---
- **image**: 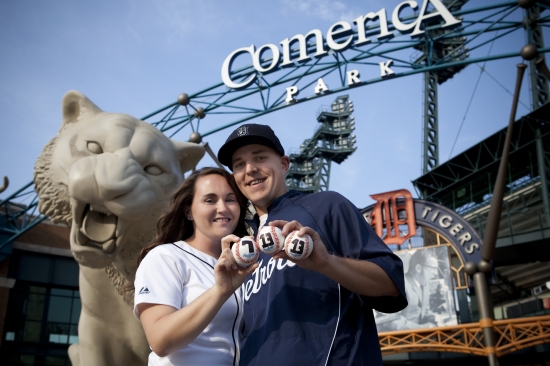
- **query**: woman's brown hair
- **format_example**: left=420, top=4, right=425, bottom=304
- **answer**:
left=137, top=167, right=248, bottom=266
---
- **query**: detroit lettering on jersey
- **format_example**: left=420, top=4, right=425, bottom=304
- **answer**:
left=243, top=257, right=296, bottom=301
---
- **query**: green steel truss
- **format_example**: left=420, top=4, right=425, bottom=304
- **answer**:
left=526, top=3, right=550, bottom=225
left=527, top=3, right=550, bottom=109
left=2, top=1, right=550, bottom=253
left=286, top=95, right=357, bottom=193
left=0, top=182, right=45, bottom=261
left=423, top=71, right=441, bottom=173
left=145, top=1, right=550, bottom=140
left=417, top=0, right=470, bottom=174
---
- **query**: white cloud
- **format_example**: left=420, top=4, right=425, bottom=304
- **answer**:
left=279, top=0, right=358, bottom=23
left=125, top=0, right=240, bottom=48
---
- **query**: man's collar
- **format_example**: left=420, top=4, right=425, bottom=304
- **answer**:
left=268, top=190, right=300, bottom=212
left=248, top=190, right=301, bottom=224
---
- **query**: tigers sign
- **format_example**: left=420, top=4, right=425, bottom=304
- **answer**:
left=363, top=189, right=482, bottom=266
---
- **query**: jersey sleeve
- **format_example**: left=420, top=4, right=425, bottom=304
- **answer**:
left=314, top=192, right=407, bottom=313
left=133, top=247, right=186, bottom=320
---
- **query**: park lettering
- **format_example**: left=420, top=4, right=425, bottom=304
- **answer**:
left=221, top=0, right=461, bottom=98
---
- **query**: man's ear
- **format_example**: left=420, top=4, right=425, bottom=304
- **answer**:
left=281, top=155, right=290, bottom=173
left=415, top=263, right=422, bottom=274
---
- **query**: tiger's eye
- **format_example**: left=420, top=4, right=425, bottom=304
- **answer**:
left=144, top=165, right=163, bottom=175
left=87, top=141, right=103, bottom=154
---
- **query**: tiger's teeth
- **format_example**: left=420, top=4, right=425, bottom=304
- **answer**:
left=89, top=205, right=112, bottom=216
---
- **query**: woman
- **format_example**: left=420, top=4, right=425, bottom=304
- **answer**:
left=134, top=167, right=257, bottom=365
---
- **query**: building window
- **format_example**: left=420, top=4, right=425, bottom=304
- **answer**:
left=47, top=288, right=80, bottom=345
left=4, top=283, right=80, bottom=345
left=1, top=249, right=80, bottom=365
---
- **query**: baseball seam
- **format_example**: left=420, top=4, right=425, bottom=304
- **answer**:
left=285, top=232, right=311, bottom=260
left=235, top=241, right=256, bottom=265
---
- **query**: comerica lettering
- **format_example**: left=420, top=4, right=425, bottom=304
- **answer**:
left=221, top=0, right=461, bottom=89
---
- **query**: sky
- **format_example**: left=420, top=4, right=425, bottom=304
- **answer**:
left=1, top=0, right=547, bottom=210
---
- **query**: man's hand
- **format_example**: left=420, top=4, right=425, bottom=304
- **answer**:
left=269, top=220, right=331, bottom=272
left=266, top=220, right=400, bottom=297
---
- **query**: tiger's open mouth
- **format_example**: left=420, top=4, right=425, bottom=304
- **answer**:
left=72, top=202, right=118, bottom=254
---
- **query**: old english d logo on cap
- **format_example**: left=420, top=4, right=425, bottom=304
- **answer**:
left=237, top=126, right=249, bottom=136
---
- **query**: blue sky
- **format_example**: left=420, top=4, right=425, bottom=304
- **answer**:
left=0, top=0, right=546, bottom=209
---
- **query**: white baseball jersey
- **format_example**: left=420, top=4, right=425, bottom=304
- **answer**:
left=134, top=241, right=242, bottom=366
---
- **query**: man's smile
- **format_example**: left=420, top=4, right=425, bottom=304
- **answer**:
left=248, top=178, right=267, bottom=186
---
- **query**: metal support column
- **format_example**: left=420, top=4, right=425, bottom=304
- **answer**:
left=526, top=5, right=549, bottom=109
left=465, top=62, right=526, bottom=366
left=474, top=271, right=499, bottom=366
left=525, top=4, right=550, bottom=227
left=423, top=71, right=439, bottom=174
left=536, top=128, right=550, bottom=226
left=318, top=157, right=332, bottom=192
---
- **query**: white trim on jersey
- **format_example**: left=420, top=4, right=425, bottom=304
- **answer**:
left=324, top=283, right=341, bottom=366
left=169, top=243, right=241, bottom=366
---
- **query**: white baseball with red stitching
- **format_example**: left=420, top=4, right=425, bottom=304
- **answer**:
left=256, top=225, right=286, bottom=254
left=284, top=231, right=313, bottom=260
left=231, top=238, right=259, bottom=267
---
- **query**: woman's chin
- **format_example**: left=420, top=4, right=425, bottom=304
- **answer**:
left=213, top=227, right=238, bottom=240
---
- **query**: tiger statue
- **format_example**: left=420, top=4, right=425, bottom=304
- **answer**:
left=34, top=90, right=204, bottom=365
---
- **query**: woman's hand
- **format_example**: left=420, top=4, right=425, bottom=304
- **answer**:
left=138, top=237, right=257, bottom=357
left=217, top=235, right=258, bottom=293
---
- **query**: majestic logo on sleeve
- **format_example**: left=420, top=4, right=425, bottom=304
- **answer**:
left=243, top=257, right=296, bottom=301
left=138, top=286, right=150, bottom=295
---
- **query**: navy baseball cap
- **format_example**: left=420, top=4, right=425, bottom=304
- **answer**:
left=217, top=124, right=285, bottom=169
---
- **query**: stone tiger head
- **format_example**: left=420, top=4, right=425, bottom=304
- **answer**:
left=34, top=90, right=204, bottom=301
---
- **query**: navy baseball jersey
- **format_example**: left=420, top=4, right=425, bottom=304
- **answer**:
left=240, top=190, right=407, bottom=366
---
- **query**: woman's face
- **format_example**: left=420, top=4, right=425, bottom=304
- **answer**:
left=189, top=174, right=241, bottom=244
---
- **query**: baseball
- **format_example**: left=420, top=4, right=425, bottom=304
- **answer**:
left=256, top=225, right=286, bottom=254
left=284, top=231, right=313, bottom=260
left=231, top=237, right=259, bottom=267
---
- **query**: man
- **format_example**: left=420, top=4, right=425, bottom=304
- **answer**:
left=218, top=123, right=407, bottom=365
left=400, top=249, right=441, bottom=328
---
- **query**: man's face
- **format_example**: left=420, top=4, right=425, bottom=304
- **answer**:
left=231, top=144, right=290, bottom=216
left=422, top=256, right=439, bottom=284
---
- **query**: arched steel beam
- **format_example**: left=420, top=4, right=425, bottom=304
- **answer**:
left=2, top=1, right=549, bottom=251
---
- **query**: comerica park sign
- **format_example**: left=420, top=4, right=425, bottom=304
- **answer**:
left=221, top=0, right=461, bottom=100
